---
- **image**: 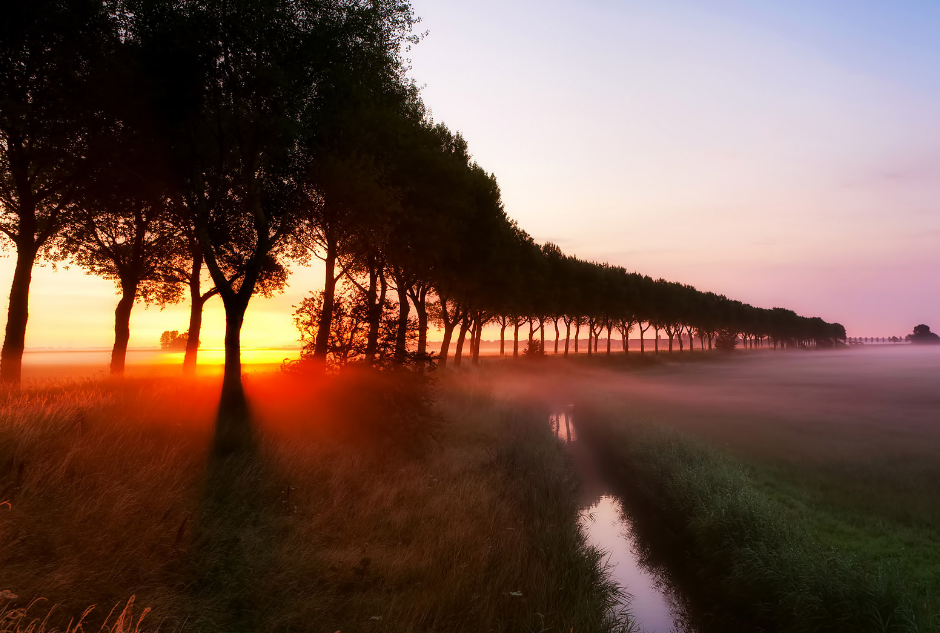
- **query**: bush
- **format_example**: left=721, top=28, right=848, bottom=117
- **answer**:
left=522, top=339, right=545, bottom=359
left=714, top=329, right=737, bottom=351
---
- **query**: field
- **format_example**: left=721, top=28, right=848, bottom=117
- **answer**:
left=565, top=346, right=940, bottom=632
left=2, top=347, right=938, bottom=632
left=0, top=366, right=621, bottom=633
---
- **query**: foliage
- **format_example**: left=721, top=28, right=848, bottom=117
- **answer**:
left=714, top=329, right=738, bottom=351
left=291, top=280, right=406, bottom=370
left=907, top=324, right=940, bottom=345
left=523, top=338, right=546, bottom=358
left=0, top=0, right=848, bottom=388
left=159, top=330, right=193, bottom=351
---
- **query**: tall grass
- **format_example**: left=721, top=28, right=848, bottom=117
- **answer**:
left=0, top=595, right=149, bottom=633
left=0, top=372, right=624, bottom=632
left=576, top=406, right=933, bottom=633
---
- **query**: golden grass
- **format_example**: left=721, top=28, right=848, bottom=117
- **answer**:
left=0, top=369, right=621, bottom=632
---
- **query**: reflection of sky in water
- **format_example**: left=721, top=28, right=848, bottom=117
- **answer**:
left=580, top=495, right=682, bottom=633
left=550, top=411, right=577, bottom=442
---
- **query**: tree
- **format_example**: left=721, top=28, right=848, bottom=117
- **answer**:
left=293, top=282, right=402, bottom=370
left=128, top=0, right=419, bottom=421
left=714, top=329, right=738, bottom=351
left=908, top=324, right=940, bottom=345
left=160, top=330, right=191, bottom=351
left=66, top=73, right=187, bottom=376
left=297, top=31, right=417, bottom=370
left=177, top=229, right=219, bottom=374
left=67, top=198, right=185, bottom=375
left=0, top=0, right=111, bottom=385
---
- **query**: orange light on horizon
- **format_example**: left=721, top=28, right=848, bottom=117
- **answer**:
left=153, top=348, right=301, bottom=366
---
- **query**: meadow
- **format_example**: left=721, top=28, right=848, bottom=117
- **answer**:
left=566, top=346, right=940, bottom=632
left=0, top=366, right=622, bottom=633
left=2, top=346, right=937, bottom=633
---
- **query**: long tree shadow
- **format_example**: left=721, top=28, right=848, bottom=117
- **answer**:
left=186, top=379, right=280, bottom=632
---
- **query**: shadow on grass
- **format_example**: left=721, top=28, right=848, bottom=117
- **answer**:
left=187, top=380, right=276, bottom=632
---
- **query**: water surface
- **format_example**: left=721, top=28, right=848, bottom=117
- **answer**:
left=553, top=410, right=693, bottom=632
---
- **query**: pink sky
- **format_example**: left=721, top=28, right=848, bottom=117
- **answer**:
left=2, top=0, right=938, bottom=350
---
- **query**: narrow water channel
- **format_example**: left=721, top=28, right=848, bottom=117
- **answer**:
left=550, top=410, right=694, bottom=633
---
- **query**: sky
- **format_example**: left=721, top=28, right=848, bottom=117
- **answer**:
left=2, top=0, right=939, bottom=350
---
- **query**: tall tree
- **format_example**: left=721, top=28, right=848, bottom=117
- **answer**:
left=129, top=0, right=418, bottom=417
left=0, top=0, right=110, bottom=384
left=67, top=201, right=184, bottom=375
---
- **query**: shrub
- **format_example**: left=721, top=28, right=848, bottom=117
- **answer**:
left=714, top=329, right=737, bottom=351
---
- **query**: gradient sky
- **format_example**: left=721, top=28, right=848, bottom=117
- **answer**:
left=2, top=0, right=939, bottom=350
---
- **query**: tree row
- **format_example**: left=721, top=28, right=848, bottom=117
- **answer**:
left=0, top=0, right=845, bottom=394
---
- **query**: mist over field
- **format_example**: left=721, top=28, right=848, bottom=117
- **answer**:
left=3, top=0, right=940, bottom=631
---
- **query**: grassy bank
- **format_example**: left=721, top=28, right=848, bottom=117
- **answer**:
left=576, top=405, right=935, bottom=633
left=0, top=370, right=622, bottom=632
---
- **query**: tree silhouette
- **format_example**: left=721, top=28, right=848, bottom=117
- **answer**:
left=126, top=0, right=418, bottom=416
left=0, top=0, right=112, bottom=384
left=908, top=324, right=940, bottom=345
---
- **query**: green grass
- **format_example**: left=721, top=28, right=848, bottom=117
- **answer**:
left=576, top=406, right=935, bottom=633
left=749, top=461, right=940, bottom=621
left=0, top=371, right=625, bottom=632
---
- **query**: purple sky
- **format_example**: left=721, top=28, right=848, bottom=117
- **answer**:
left=1, top=0, right=938, bottom=349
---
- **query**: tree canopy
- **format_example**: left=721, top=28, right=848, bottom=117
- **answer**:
left=0, top=0, right=848, bottom=390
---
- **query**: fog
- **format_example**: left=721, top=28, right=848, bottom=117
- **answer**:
left=484, top=345, right=940, bottom=467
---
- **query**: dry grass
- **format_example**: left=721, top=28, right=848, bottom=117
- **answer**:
left=0, top=369, right=621, bottom=632
left=0, top=594, right=150, bottom=633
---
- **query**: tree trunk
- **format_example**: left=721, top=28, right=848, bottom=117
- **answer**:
left=439, top=317, right=456, bottom=367
left=574, top=321, right=580, bottom=353
left=654, top=327, right=660, bottom=352
left=110, top=286, right=137, bottom=376
left=500, top=321, right=506, bottom=355
left=513, top=321, right=520, bottom=358
left=408, top=285, right=429, bottom=358
left=564, top=321, right=571, bottom=356
left=183, top=296, right=205, bottom=375
left=313, top=241, right=337, bottom=367
left=454, top=317, right=471, bottom=366
left=215, top=301, right=250, bottom=455
left=606, top=323, right=612, bottom=354
left=554, top=319, right=560, bottom=354
left=415, top=297, right=428, bottom=357
left=394, top=284, right=409, bottom=365
left=183, top=247, right=204, bottom=375
left=0, top=244, right=37, bottom=385
left=471, top=317, right=483, bottom=364
left=364, top=258, right=382, bottom=365
left=222, top=304, right=245, bottom=395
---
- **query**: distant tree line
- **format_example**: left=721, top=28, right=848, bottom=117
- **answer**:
left=0, top=0, right=845, bottom=393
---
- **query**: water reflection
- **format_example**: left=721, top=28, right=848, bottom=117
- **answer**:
left=553, top=410, right=695, bottom=633
left=550, top=407, right=576, bottom=442
left=580, top=496, right=690, bottom=632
